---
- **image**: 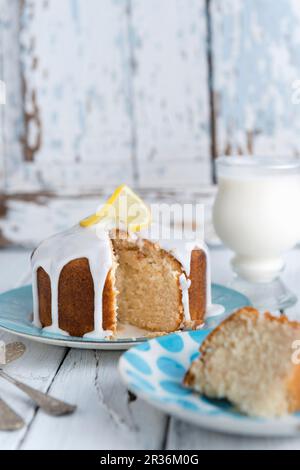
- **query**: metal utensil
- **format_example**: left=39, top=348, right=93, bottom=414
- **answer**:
left=0, top=397, right=24, bottom=430
left=0, top=370, right=76, bottom=416
left=1, top=342, right=26, bottom=365
left=0, top=342, right=26, bottom=430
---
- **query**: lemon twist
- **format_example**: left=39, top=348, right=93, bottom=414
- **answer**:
left=80, top=184, right=151, bottom=232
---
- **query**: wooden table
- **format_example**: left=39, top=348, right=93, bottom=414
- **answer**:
left=0, top=246, right=300, bottom=450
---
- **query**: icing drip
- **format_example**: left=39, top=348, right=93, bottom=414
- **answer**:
left=44, top=264, right=67, bottom=335
left=32, top=267, right=41, bottom=328
left=197, top=242, right=225, bottom=318
left=191, top=241, right=225, bottom=318
left=138, top=227, right=225, bottom=319
left=179, top=274, right=191, bottom=321
left=31, top=225, right=113, bottom=338
left=32, top=222, right=224, bottom=338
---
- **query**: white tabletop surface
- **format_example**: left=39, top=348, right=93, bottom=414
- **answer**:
left=0, top=246, right=299, bottom=450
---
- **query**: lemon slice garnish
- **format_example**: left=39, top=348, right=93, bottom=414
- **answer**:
left=80, top=184, right=151, bottom=232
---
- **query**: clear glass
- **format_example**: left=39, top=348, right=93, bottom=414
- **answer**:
left=213, top=155, right=300, bottom=311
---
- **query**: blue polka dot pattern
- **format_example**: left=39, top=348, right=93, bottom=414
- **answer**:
left=157, top=356, right=185, bottom=378
left=188, top=329, right=211, bottom=344
left=125, top=352, right=152, bottom=375
left=197, top=405, right=223, bottom=416
left=177, top=399, right=199, bottom=411
left=126, top=370, right=155, bottom=392
left=160, top=380, right=192, bottom=396
left=190, top=352, right=199, bottom=363
left=119, top=283, right=299, bottom=436
left=198, top=397, right=248, bottom=419
left=201, top=396, right=232, bottom=409
left=135, top=342, right=151, bottom=352
left=156, top=334, right=184, bottom=353
left=128, top=383, right=143, bottom=394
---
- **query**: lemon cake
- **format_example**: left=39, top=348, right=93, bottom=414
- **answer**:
left=184, top=307, right=300, bottom=417
left=31, top=186, right=223, bottom=339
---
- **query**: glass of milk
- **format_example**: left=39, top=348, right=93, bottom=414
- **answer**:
left=213, top=156, right=300, bottom=311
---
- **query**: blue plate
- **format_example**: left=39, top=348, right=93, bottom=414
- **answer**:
left=0, top=284, right=250, bottom=350
left=119, top=330, right=300, bottom=436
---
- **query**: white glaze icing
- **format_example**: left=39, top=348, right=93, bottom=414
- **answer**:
left=179, top=274, right=191, bottom=321
left=32, top=222, right=224, bottom=338
left=138, top=226, right=225, bottom=320
left=31, top=224, right=113, bottom=338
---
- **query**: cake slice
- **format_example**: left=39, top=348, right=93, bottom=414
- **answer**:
left=184, top=307, right=300, bottom=417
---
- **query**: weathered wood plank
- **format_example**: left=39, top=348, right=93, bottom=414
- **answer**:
left=1, top=0, right=215, bottom=193
left=166, top=418, right=300, bottom=450
left=0, top=332, right=67, bottom=451
left=0, top=186, right=216, bottom=247
left=20, top=349, right=168, bottom=450
left=0, top=0, right=4, bottom=191
left=210, top=0, right=300, bottom=158
left=15, top=0, right=133, bottom=192
left=131, top=0, right=211, bottom=187
left=0, top=248, right=31, bottom=292
left=0, top=0, right=23, bottom=192
left=0, top=248, right=66, bottom=450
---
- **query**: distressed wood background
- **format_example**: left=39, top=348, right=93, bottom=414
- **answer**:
left=0, top=0, right=300, bottom=246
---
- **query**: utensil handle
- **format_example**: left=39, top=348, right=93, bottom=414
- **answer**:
left=0, top=371, right=76, bottom=416
left=0, top=397, right=24, bottom=431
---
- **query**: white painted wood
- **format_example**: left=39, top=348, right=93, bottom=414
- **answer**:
left=13, top=0, right=133, bottom=193
left=0, top=0, right=4, bottom=191
left=0, top=248, right=66, bottom=450
left=0, top=330, right=66, bottom=450
left=0, top=187, right=216, bottom=247
left=167, top=419, right=300, bottom=450
left=0, top=248, right=31, bottom=293
left=20, top=349, right=167, bottom=450
left=0, top=195, right=108, bottom=248
left=211, top=0, right=300, bottom=157
left=0, top=0, right=215, bottom=194
left=0, top=0, right=23, bottom=191
left=131, top=0, right=211, bottom=187
left=2, top=0, right=300, bottom=195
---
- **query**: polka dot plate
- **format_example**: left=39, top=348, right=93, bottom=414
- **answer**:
left=0, top=283, right=250, bottom=350
left=119, top=329, right=300, bottom=436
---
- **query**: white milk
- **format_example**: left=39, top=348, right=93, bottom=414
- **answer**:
left=213, top=157, right=300, bottom=282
